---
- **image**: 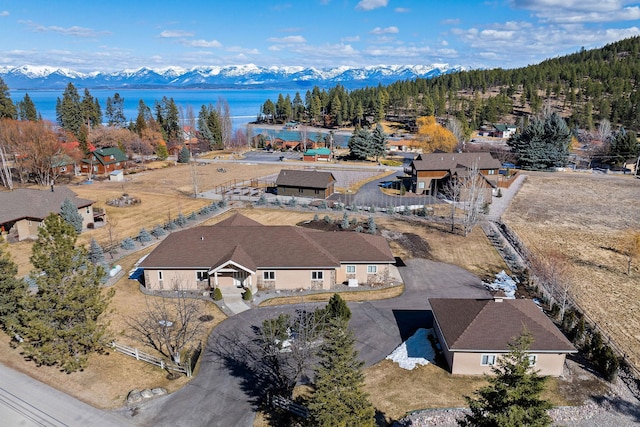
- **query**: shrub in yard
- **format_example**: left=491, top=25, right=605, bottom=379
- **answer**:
left=288, top=196, right=297, bottom=207
left=367, top=216, right=377, bottom=234
left=242, top=288, right=252, bottom=301
left=187, top=212, right=197, bottom=221
left=120, top=237, right=136, bottom=250
left=497, top=188, right=503, bottom=198
left=213, top=288, right=223, bottom=301
left=175, top=213, right=187, bottom=227
left=218, top=199, right=227, bottom=208
left=313, top=213, right=319, bottom=222
left=137, top=228, right=153, bottom=243
left=355, top=225, right=364, bottom=233
left=274, top=198, right=282, bottom=206
left=210, top=202, right=219, bottom=211
left=151, top=225, right=166, bottom=238
left=319, top=200, right=328, bottom=210
left=324, top=215, right=333, bottom=224
left=256, top=194, right=267, bottom=206
left=165, top=221, right=177, bottom=231
left=341, top=212, right=350, bottom=229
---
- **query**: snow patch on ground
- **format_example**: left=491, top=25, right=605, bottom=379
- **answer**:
left=386, top=328, right=437, bottom=370
left=483, top=270, right=518, bottom=298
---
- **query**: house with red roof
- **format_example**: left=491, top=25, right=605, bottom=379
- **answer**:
left=139, top=213, right=396, bottom=297
left=429, top=297, right=576, bottom=376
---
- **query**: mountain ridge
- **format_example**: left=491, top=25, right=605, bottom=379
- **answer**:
left=0, top=64, right=465, bottom=90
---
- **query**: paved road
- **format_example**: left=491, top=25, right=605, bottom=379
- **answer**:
left=126, top=258, right=491, bottom=427
left=0, top=364, right=130, bottom=427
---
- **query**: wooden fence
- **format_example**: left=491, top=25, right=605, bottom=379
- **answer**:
left=492, top=220, right=640, bottom=396
left=271, top=395, right=309, bottom=419
left=111, top=341, right=201, bottom=377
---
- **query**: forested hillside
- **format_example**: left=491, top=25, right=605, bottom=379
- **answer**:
left=260, top=37, right=640, bottom=134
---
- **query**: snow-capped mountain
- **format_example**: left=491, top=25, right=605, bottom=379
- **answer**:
left=0, top=64, right=465, bottom=90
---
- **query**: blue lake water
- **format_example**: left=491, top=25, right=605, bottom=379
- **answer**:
left=9, top=88, right=298, bottom=131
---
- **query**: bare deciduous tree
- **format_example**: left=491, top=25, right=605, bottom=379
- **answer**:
left=127, top=288, right=204, bottom=364
left=460, top=162, right=486, bottom=236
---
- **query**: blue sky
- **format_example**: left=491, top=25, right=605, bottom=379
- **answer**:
left=0, top=0, right=639, bottom=72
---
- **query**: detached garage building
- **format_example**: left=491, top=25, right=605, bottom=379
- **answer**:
left=276, top=169, right=336, bottom=199
left=429, top=297, right=576, bottom=377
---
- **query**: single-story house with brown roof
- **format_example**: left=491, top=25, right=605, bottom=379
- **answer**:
left=303, top=148, right=332, bottom=162
left=0, top=187, right=95, bottom=241
left=139, top=213, right=395, bottom=297
left=429, top=297, right=576, bottom=376
left=276, top=169, right=336, bottom=199
left=408, top=152, right=502, bottom=200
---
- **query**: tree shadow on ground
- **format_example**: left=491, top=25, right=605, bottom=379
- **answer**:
left=591, top=394, right=640, bottom=423
left=207, top=325, right=311, bottom=426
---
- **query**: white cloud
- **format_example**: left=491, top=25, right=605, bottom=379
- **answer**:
left=159, top=30, right=194, bottom=38
left=0, top=11, right=9, bottom=17
left=370, top=26, right=399, bottom=35
left=21, top=20, right=108, bottom=37
left=395, top=7, right=410, bottom=13
left=184, top=39, right=222, bottom=48
left=267, top=35, right=306, bottom=43
left=510, top=0, right=640, bottom=23
left=341, top=35, right=361, bottom=42
left=226, top=46, right=260, bottom=55
left=356, top=0, right=389, bottom=11
left=441, top=18, right=461, bottom=25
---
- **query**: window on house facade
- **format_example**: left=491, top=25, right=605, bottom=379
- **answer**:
left=263, top=271, right=275, bottom=281
left=527, top=355, right=537, bottom=366
left=158, top=271, right=163, bottom=281
left=418, top=182, right=425, bottom=189
left=346, top=265, right=356, bottom=273
left=298, top=188, right=304, bottom=193
left=367, top=265, right=377, bottom=274
left=311, top=271, right=323, bottom=280
left=196, top=271, right=208, bottom=281
left=86, top=207, right=90, bottom=213
left=315, top=189, right=320, bottom=194
left=481, top=354, right=496, bottom=366
left=488, top=169, right=495, bottom=175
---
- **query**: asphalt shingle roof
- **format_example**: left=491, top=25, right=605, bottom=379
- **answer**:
left=430, top=298, right=576, bottom=353
left=411, top=152, right=502, bottom=172
left=275, top=169, right=336, bottom=189
left=0, top=187, right=93, bottom=225
left=140, top=213, right=395, bottom=270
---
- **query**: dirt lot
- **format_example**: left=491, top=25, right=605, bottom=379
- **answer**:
left=503, top=172, right=640, bottom=371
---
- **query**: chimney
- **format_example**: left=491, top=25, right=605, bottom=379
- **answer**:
left=493, top=290, right=507, bottom=302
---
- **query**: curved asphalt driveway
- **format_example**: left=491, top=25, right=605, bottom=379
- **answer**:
left=126, top=259, right=491, bottom=426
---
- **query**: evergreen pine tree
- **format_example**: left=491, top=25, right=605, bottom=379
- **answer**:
left=17, top=214, right=111, bottom=373
left=371, top=123, right=388, bottom=162
left=121, top=237, right=136, bottom=250
left=88, top=239, right=105, bottom=265
left=0, top=76, right=17, bottom=119
left=348, top=127, right=372, bottom=160
left=60, top=198, right=83, bottom=234
left=17, top=93, right=38, bottom=121
left=308, top=318, right=375, bottom=427
left=151, top=224, right=166, bottom=238
left=178, top=146, right=191, bottom=163
left=137, top=228, right=153, bottom=243
left=367, top=216, right=377, bottom=234
left=507, top=112, right=571, bottom=170
left=341, top=211, right=350, bottom=229
left=56, top=83, right=83, bottom=138
left=323, top=293, right=351, bottom=322
left=0, top=243, right=27, bottom=331
left=458, top=332, right=553, bottom=427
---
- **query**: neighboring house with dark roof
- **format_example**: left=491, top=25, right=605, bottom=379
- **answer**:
left=0, top=187, right=95, bottom=241
left=276, top=169, right=336, bottom=199
left=139, top=213, right=395, bottom=297
left=408, top=152, right=502, bottom=199
left=80, top=147, right=128, bottom=178
left=429, top=297, right=576, bottom=376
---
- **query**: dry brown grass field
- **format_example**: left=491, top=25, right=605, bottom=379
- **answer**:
left=503, top=172, right=640, bottom=371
